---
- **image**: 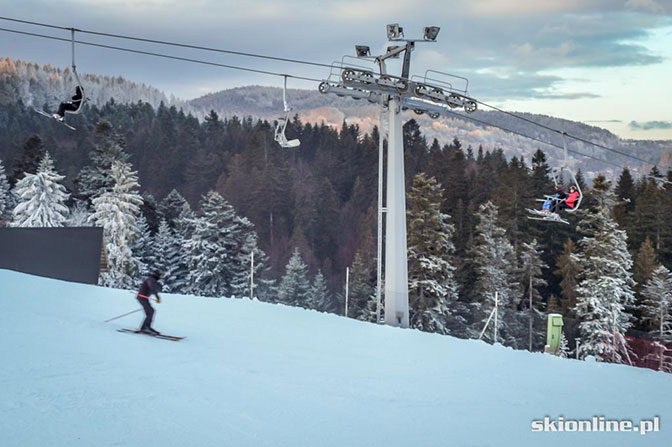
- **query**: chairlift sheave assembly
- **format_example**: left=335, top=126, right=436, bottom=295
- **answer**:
left=33, top=28, right=86, bottom=130
left=274, top=76, right=300, bottom=148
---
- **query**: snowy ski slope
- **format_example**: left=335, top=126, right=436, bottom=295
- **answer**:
left=1, top=269, right=670, bottom=447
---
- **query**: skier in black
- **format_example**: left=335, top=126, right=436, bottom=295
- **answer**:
left=53, top=86, right=83, bottom=121
left=137, top=271, right=163, bottom=335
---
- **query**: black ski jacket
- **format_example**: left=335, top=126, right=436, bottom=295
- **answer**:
left=138, top=275, right=160, bottom=299
left=71, top=89, right=83, bottom=108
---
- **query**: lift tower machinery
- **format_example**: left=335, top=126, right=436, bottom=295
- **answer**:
left=319, top=24, right=478, bottom=328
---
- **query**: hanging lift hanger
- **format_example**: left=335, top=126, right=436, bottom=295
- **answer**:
left=274, top=75, right=300, bottom=148
left=67, top=28, right=86, bottom=116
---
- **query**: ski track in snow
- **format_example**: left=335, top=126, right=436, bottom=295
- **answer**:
left=0, top=269, right=670, bottom=447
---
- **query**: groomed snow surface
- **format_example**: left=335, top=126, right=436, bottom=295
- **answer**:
left=1, top=269, right=670, bottom=447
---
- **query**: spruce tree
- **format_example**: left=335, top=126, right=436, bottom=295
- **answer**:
left=519, top=239, right=548, bottom=350
left=76, top=119, right=130, bottom=201
left=407, top=173, right=460, bottom=335
left=10, top=134, right=45, bottom=186
left=89, top=161, right=144, bottom=288
left=158, top=189, right=190, bottom=227
left=149, top=219, right=173, bottom=280
left=277, top=247, right=311, bottom=307
left=633, top=180, right=669, bottom=255
left=574, top=185, right=635, bottom=362
left=232, top=216, right=271, bottom=300
left=185, top=191, right=241, bottom=298
left=554, top=238, right=580, bottom=315
left=0, top=160, right=11, bottom=224
left=640, top=265, right=672, bottom=343
left=12, top=152, right=70, bottom=227
left=614, top=167, right=635, bottom=229
left=166, top=205, right=195, bottom=294
left=310, top=270, right=333, bottom=312
left=66, top=200, right=92, bottom=227
left=558, top=333, right=570, bottom=358
left=132, top=215, right=153, bottom=282
left=469, top=201, right=520, bottom=344
left=347, top=251, right=375, bottom=320
left=634, top=237, right=658, bottom=294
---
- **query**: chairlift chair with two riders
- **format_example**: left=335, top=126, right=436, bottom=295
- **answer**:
left=527, top=132, right=583, bottom=225
left=274, top=76, right=300, bottom=148
left=33, top=29, right=86, bottom=131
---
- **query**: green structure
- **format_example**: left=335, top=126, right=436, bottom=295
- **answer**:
left=544, top=314, right=564, bottom=355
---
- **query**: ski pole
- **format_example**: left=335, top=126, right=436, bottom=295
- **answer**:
left=104, top=308, right=143, bottom=323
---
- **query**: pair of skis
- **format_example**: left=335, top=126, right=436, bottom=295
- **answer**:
left=33, top=108, right=77, bottom=130
left=526, top=208, right=569, bottom=225
left=117, top=328, right=184, bottom=342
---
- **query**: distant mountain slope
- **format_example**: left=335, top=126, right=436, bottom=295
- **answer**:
left=3, top=57, right=669, bottom=177
left=188, top=86, right=672, bottom=178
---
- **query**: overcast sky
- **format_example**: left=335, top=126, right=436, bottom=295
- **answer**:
left=1, top=0, right=671, bottom=140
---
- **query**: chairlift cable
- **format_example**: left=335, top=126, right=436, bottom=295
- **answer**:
left=0, top=16, right=335, bottom=70
left=441, top=109, right=625, bottom=169
left=475, top=99, right=653, bottom=165
left=0, top=27, right=323, bottom=83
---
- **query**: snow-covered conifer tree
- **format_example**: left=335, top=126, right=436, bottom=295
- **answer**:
left=346, top=252, right=375, bottom=320
left=519, top=238, right=548, bottom=350
left=0, top=160, right=11, bottom=224
left=77, top=120, right=130, bottom=201
left=469, top=201, right=520, bottom=343
left=554, top=238, right=579, bottom=315
left=89, top=161, right=143, bottom=288
left=640, top=265, right=672, bottom=343
left=164, top=205, right=194, bottom=294
left=277, top=247, right=311, bottom=307
left=558, top=333, right=570, bottom=358
left=158, top=189, right=190, bottom=227
left=574, top=184, right=635, bottom=362
left=309, top=270, right=333, bottom=312
left=149, top=219, right=172, bottom=278
left=229, top=215, right=271, bottom=299
left=407, top=173, right=460, bottom=335
left=132, top=215, right=153, bottom=282
left=66, top=200, right=92, bottom=227
left=12, top=152, right=70, bottom=227
left=185, top=191, right=241, bottom=297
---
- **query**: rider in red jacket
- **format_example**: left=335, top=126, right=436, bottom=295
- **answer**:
left=552, top=186, right=579, bottom=214
left=565, top=186, right=579, bottom=209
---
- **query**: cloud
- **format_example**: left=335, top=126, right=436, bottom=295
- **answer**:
left=535, top=92, right=601, bottom=99
left=625, top=0, right=666, bottom=14
left=3, top=0, right=672, bottom=102
left=585, top=119, right=622, bottom=123
left=629, top=120, right=672, bottom=130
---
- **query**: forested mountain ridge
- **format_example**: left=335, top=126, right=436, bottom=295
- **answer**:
left=0, top=57, right=179, bottom=111
left=2, top=57, right=670, bottom=178
left=188, top=86, right=672, bottom=178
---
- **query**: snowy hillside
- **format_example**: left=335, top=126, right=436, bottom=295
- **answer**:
left=0, top=58, right=178, bottom=111
left=1, top=269, right=670, bottom=447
